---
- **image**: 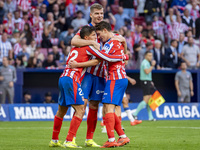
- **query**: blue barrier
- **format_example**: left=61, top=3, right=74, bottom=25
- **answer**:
left=1, top=103, right=200, bottom=121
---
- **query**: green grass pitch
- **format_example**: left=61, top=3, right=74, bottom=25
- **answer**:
left=0, top=120, right=200, bottom=150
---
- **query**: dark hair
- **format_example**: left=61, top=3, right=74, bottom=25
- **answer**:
left=133, top=43, right=141, bottom=50
left=95, top=21, right=111, bottom=32
left=80, top=26, right=96, bottom=39
left=146, top=42, right=153, bottom=47
left=90, top=3, right=103, bottom=13
left=144, top=51, right=152, bottom=56
left=170, top=39, right=177, bottom=45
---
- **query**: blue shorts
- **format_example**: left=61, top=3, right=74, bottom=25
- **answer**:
left=81, top=72, right=106, bottom=101
left=58, top=76, right=84, bottom=107
left=102, top=79, right=128, bottom=106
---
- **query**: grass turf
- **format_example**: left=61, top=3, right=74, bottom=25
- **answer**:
left=0, top=120, right=200, bottom=150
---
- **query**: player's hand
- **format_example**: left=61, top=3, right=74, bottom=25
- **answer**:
left=191, top=91, right=194, bottom=97
left=9, top=81, right=14, bottom=88
left=123, top=54, right=129, bottom=60
left=68, top=60, right=78, bottom=69
left=177, top=90, right=181, bottom=97
left=151, top=60, right=156, bottom=66
left=129, top=78, right=136, bottom=85
left=92, top=41, right=100, bottom=50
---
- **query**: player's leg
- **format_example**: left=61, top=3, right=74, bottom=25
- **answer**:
left=85, top=76, right=105, bottom=147
left=122, top=95, right=142, bottom=126
left=133, top=81, right=151, bottom=119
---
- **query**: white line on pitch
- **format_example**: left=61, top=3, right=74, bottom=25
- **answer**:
left=157, top=126, right=200, bottom=129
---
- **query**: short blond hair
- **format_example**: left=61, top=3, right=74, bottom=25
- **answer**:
left=90, top=3, right=103, bottom=13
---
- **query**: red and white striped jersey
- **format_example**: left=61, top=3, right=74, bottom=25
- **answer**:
left=103, top=40, right=126, bottom=80
left=14, top=43, right=22, bottom=56
left=60, top=46, right=123, bottom=84
left=152, top=20, right=165, bottom=36
left=19, top=19, right=32, bottom=32
left=50, top=38, right=59, bottom=45
left=169, top=21, right=189, bottom=39
left=3, top=19, right=15, bottom=35
left=17, top=0, right=31, bottom=12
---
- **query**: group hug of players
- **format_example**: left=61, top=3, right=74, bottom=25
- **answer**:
left=49, top=3, right=142, bottom=148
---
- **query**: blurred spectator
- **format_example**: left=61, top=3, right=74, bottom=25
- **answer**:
left=190, top=1, right=200, bottom=21
left=0, top=1, right=5, bottom=24
left=34, top=47, right=45, bottom=62
left=103, top=11, right=116, bottom=30
left=134, top=43, right=144, bottom=69
left=181, top=36, right=200, bottom=69
left=182, top=9, right=195, bottom=34
left=53, top=3, right=65, bottom=33
left=0, top=57, right=17, bottom=104
left=71, top=10, right=88, bottom=31
left=3, top=0, right=16, bottom=16
left=169, top=15, right=189, bottom=40
left=171, top=0, right=187, bottom=14
left=14, top=10, right=22, bottom=24
left=42, top=53, right=57, bottom=68
left=13, top=37, right=27, bottom=58
left=65, top=0, right=80, bottom=18
left=152, top=15, right=165, bottom=42
left=144, top=0, right=160, bottom=22
left=166, top=8, right=177, bottom=25
left=175, top=61, right=194, bottom=103
left=40, top=4, right=48, bottom=21
left=195, top=12, right=200, bottom=39
left=30, top=8, right=44, bottom=46
left=23, top=91, right=32, bottom=104
left=17, top=0, right=31, bottom=14
left=20, top=23, right=33, bottom=45
left=114, top=6, right=130, bottom=30
left=41, top=23, right=53, bottom=48
left=59, top=26, right=74, bottom=53
left=0, top=32, right=13, bottom=65
left=185, top=0, right=199, bottom=13
left=50, top=45, right=61, bottom=61
left=27, top=56, right=41, bottom=68
left=43, top=92, right=55, bottom=103
left=45, top=12, right=54, bottom=28
left=20, top=12, right=32, bottom=32
left=125, top=30, right=133, bottom=54
left=80, top=0, right=90, bottom=22
left=137, top=0, right=146, bottom=16
left=119, top=0, right=135, bottom=18
left=3, top=12, right=15, bottom=36
left=153, top=40, right=165, bottom=69
left=10, top=29, right=20, bottom=45
left=164, top=39, right=178, bottom=69
left=26, top=39, right=36, bottom=57
left=15, top=55, right=26, bottom=69
left=177, top=32, right=187, bottom=54
left=133, top=24, right=143, bottom=45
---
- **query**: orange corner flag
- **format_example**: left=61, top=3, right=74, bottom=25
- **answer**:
left=148, top=90, right=165, bottom=111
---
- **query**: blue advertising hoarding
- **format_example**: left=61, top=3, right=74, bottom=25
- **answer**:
left=1, top=103, right=200, bottom=121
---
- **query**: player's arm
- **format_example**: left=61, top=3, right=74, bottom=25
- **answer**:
left=71, top=35, right=100, bottom=50
left=127, top=76, right=136, bottom=85
left=68, top=59, right=101, bottom=69
left=87, top=46, right=129, bottom=62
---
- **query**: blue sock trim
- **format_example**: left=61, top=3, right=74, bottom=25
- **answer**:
left=124, top=107, right=129, bottom=111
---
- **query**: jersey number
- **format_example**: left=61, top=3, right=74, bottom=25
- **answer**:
left=70, top=50, right=78, bottom=60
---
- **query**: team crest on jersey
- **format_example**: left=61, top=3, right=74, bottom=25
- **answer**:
left=103, top=42, right=114, bottom=52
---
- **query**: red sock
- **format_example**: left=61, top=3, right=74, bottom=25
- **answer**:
left=114, top=114, right=124, bottom=136
left=86, top=108, right=98, bottom=139
left=66, top=116, right=82, bottom=141
left=52, top=115, right=63, bottom=140
left=103, top=117, right=105, bottom=125
left=118, top=116, right=122, bottom=122
left=105, top=113, right=115, bottom=139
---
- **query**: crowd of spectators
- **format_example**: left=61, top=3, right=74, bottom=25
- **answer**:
left=0, top=0, right=199, bottom=70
